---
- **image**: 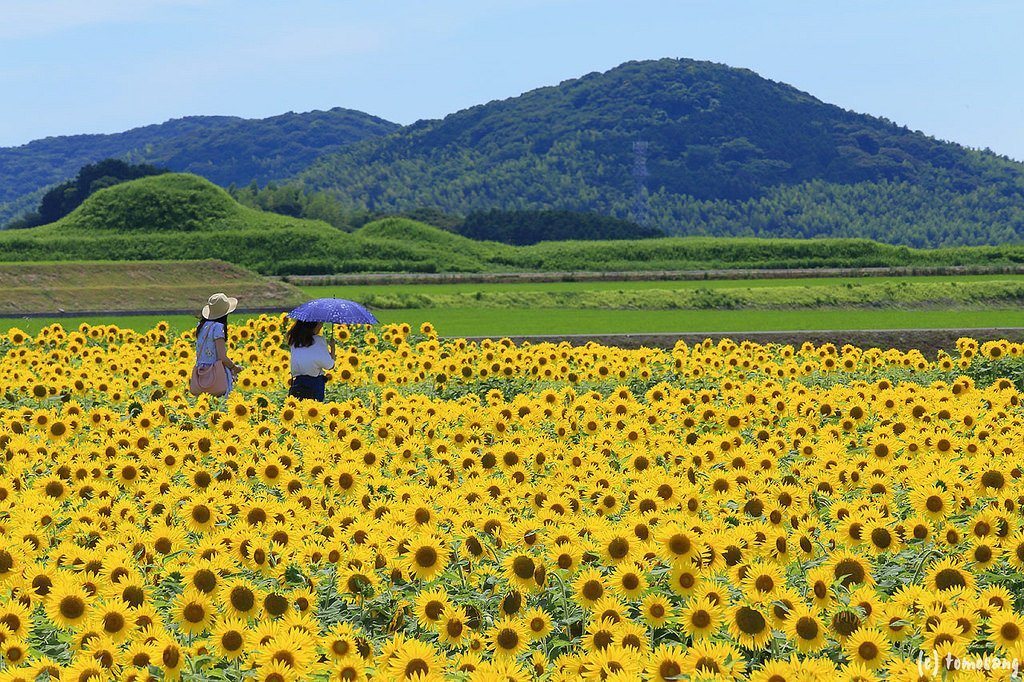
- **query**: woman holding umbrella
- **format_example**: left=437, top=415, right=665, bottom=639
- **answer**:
left=286, top=297, right=378, bottom=402
left=286, top=320, right=336, bottom=401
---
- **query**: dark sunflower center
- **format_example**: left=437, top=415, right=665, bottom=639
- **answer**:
left=496, top=628, right=520, bottom=650
left=608, top=538, right=629, bottom=559
left=735, top=606, right=766, bottom=635
left=60, top=596, right=85, bottom=620
left=668, top=534, right=690, bottom=555
left=415, top=547, right=438, bottom=568
left=193, top=569, right=217, bottom=593
left=796, top=616, right=819, bottom=640
left=935, top=568, right=967, bottom=591
left=833, top=558, right=866, bottom=587
left=222, top=631, right=243, bottom=651
left=183, top=603, right=205, bottom=623
left=858, top=641, right=879, bottom=660
left=230, top=587, right=255, bottom=612
left=512, top=556, right=535, bottom=579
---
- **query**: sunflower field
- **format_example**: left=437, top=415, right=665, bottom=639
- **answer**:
left=2, top=317, right=1024, bottom=681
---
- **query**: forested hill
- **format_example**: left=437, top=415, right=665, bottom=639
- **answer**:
left=0, top=108, right=398, bottom=224
left=301, top=58, right=1024, bottom=247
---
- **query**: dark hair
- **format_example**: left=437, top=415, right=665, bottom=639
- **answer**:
left=287, top=320, right=319, bottom=348
left=196, top=314, right=228, bottom=336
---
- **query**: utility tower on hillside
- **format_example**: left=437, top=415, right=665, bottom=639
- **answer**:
left=631, top=140, right=650, bottom=226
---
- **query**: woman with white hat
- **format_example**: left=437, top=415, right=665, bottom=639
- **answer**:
left=193, top=293, right=241, bottom=395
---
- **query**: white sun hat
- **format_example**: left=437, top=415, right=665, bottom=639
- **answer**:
left=201, top=293, right=238, bottom=320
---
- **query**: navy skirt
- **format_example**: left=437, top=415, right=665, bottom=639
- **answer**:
left=289, top=374, right=326, bottom=401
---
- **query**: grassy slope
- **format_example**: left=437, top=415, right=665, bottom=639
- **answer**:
left=302, top=274, right=1024, bottom=296
left=0, top=260, right=305, bottom=314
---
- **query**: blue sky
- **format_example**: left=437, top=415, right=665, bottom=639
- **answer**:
left=2, top=0, right=1021, bottom=160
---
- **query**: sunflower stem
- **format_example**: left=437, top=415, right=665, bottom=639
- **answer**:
left=911, top=546, right=938, bottom=586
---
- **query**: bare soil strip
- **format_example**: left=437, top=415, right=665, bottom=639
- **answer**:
left=0, top=260, right=304, bottom=314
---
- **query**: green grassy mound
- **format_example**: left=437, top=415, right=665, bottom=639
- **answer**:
left=34, top=174, right=310, bottom=234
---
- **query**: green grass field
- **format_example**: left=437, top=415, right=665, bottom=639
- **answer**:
left=5, top=268, right=1024, bottom=337
left=6, top=307, right=1024, bottom=337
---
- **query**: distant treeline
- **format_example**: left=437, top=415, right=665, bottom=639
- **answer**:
left=7, top=160, right=167, bottom=229
left=228, top=182, right=662, bottom=244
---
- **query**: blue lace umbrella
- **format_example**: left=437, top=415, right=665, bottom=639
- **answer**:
left=287, top=298, right=378, bottom=326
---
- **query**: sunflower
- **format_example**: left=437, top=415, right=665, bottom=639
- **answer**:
left=578, top=616, right=618, bottom=655
left=88, top=603, right=132, bottom=644
left=331, top=656, right=369, bottom=682
left=668, top=561, right=701, bottom=597
left=170, top=589, right=215, bottom=635
left=967, top=538, right=1001, bottom=570
left=255, top=660, right=299, bottom=682
left=989, top=611, right=1024, bottom=653
left=609, top=562, right=647, bottom=601
left=924, top=558, right=975, bottom=593
left=183, top=499, right=219, bottom=534
left=254, top=629, right=316, bottom=678
left=44, top=577, right=92, bottom=629
left=437, top=606, right=471, bottom=648
left=337, top=566, right=379, bottom=598
left=979, top=584, right=1016, bottom=614
left=740, top=561, right=783, bottom=601
left=212, top=617, right=249, bottom=660
left=784, top=603, right=826, bottom=653
left=220, top=579, right=263, bottom=619
left=489, top=616, right=529, bottom=658
left=909, top=485, right=952, bottom=522
left=403, top=535, right=450, bottom=582
left=656, top=524, right=699, bottom=564
left=155, top=637, right=187, bottom=682
left=828, top=607, right=863, bottom=643
left=826, top=551, right=873, bottom=589
left=60, top=659, right=110, bottom=682
left=681, top=640, right=747, bottom=680
left=386, top=639, right=444, bottom=681
left=680, top=596, right=723, bottom=640
left=2, top=638, right=30, bottom=668
left=596, top=531, right=636, bottom=566
left=646, top=644, right=688, bottom=682
left=922, top=616, right=964, bottom=655
left=522, top=607, right=553, bottom=641
left=0, top=602, right=30, bottom=639
left=413, top=587, right=451, bottom=631
left=864, top=521, right=902, bottom=556
left=844, top=627, right=891, bottom=670
left=573, top=568, right=608, bottom=610
left=580, top=645, right=642, bottom=681
left=727, top=602, right=772, bottom=650
left=182, top=561, right=224, bottom=596
left=640, top=594, right=673, bottom=627
left=106, top=575, right=149, bottom=609
left=503, top=552, right=540, bottom=593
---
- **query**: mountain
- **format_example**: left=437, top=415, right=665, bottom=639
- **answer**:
left=0, top=108, right=399, bottom=225
left=300, top=58, right=1024, bottom=247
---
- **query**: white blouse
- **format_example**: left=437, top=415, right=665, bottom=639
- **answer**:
left=290, top=336, right=335, bottom=377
